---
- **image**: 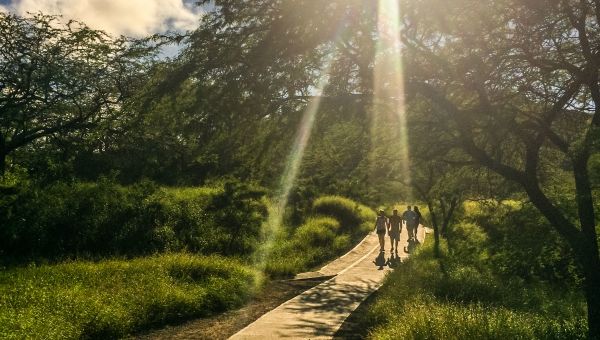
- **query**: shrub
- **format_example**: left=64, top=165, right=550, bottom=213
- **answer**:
left=295, top=217, right=339, bottom=248
left=265, top=196, right=374, bottom=278
left=0, top=178, right=267, bottom=262
left=460, top=200, right=580, bottom=285
left=313, top=195, right=376, bottom=232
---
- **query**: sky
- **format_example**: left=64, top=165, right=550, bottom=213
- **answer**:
left=0, top=0, right=205, bottom=37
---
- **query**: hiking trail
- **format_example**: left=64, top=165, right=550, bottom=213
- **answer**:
left=229, top=224, right=427, bottom=339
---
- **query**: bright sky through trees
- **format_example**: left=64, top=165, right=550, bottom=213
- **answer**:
left=266, top=0, right=410, bottom=241
left=373, top=0, right=410, bottom=196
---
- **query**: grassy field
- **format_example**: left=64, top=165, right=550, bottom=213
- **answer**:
left=355, top=230, right=587, bottom=339
left=0, top=254, right=261, bottom=339
left=0, top=194, right=374, bottom=339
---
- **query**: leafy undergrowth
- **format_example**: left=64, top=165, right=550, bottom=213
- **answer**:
left=0, top=194, right=374, bottom=338
left=0, top=254, right=261, bottom=339
left=357, top=239, right=587, bottom=340
left=264, top=195, right=375, bottom=278
left=0, top=179, right=267, bottom=262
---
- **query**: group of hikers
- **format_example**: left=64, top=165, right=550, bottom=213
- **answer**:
left=374, top=206, right=422, bottom=255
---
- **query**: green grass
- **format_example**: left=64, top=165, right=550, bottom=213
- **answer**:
left=313, top=195, right=376, bottom=233
left=358, top=239, right=587, bottom=340
left=265, top=196, right=374, bottom=278
left=0, top=254, right=261, bottom=339
left=0, top=194, right=373, bottom=337
left=264, top=217, right=350, bottom=277
left=369, top=296, right=585, bottom=340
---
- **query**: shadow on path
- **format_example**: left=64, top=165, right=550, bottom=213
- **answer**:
left=230, top=226, right=426, bottom=339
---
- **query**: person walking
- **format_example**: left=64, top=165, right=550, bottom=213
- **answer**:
left=413, top=206, right=422, bottom=242
left=388, top=209, right=402, bottom=254
left=374, top=209, right=388, bottom=252
left=401, top=206, right=416, bottom=241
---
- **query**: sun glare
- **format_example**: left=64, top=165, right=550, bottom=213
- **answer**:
left=254, top=55, right=335, bottom=270
left=373, top=0, right=411, bottom=197
left=256, top=1, right=410, bottom=270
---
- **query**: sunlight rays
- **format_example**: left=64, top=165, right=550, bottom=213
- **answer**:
left=254, top=55, right=335, bottom=271
left=372, top=0, right=411, bottom=198
left=256, top=1, right=411, bottom=271
left=271, top=60, right=332, bottom=231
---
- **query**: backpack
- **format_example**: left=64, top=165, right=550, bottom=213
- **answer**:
left=376, top=216, right=387, bottom=231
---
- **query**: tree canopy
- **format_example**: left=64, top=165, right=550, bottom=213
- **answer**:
left=0, top=13, right=156, bottom=175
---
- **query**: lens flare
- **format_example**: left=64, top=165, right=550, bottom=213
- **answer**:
left=372, top=0, right=411, bottom=198
left=273, top=64, right=331, bottom=229
left=254, top=56, right=335, bottom=270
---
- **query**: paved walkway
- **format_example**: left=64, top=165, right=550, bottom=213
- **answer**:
left=230, top=224, right=426, bottom=339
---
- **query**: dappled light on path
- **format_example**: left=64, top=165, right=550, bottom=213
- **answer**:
left=230, top=226, right=427, bottom=339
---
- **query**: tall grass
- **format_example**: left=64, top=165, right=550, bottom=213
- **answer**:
left=313, top=195, right=375, bottom=235
left=369, top=296, right=585, bottom=340
left=0, top=254, right=261, bottom=339
left=358, top=229, right=587, bottom=339
left=0, top=190, right=373, bottom=337
left=264, top=217, right=350, bottom=277
left=264, top=196, right=375, bottom=277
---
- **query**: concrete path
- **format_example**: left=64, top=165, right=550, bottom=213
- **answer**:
left=230, top=224, right=426, bottom=339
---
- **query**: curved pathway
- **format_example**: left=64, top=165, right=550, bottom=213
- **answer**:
left=230, top=224, right=426, bottom=339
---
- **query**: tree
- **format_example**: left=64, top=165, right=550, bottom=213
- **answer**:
left=136, top=1, right=382, bottom=188
left=410, top=160, right=463, bottom=257
left=401, top=0, right=600, bottom=336
left=0, top=13, right=155, bottom=175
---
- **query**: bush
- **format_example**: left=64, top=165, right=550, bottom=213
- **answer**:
left=265, top=196, right=374, bottom=278
left=0, top=254, right=261, bottom=339
left=295, top=217, right=339, bottom=247
left=354, top=232, right=587, bottom=340
left=0, top=178, right=267, bottom=262
left=460, top=200, right=581, bottom=285
left=313, top=195, right=376, bottom=234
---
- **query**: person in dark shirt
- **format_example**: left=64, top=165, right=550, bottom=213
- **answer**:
left=401, top=206, right=416, bottom=241
left=413, top=206, right=422, bottom=241
left=388, top=209, right=402, bottom=254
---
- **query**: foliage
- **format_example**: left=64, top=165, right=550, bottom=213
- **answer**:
left=265, top=196, right=374, bottom=278
left=461, top=200, right=581, bottom=286
left=0, top=12, right=156, bottom=175
left=400, top=1, right=600, bottom=334
left=2, top=1, right=597, bottom=337
left=0, top=178, right=267, bottom=262
left=313, top=195, right=376, bottom=234
left=357, top=236, right=587, bottom=340
left=0, top=254, right=261, bottom=339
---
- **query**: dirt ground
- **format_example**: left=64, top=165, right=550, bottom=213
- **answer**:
left=132, top=277, right=329, bottom=340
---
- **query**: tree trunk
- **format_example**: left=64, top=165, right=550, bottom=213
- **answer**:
left=0, top=132, right=6, bottom=177
left=573, top=158, right=600, bottom=340
left=441, top=197, right=458, bottom=238
left=525, top=161, right=600, bottom=339
left=581, top=248, right=600, bottom=340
